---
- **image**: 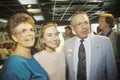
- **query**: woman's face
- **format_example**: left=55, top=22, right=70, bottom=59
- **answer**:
left=42, top=26, right=60, bottom=51
left=12, top=22, right=35, bottom=48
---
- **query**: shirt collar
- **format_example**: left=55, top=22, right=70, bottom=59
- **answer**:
left=103, top=28, right=112, bottom=36
left=76, top=35, right=89, bottom=43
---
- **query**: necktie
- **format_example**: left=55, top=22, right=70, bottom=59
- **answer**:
left=77, top=39, right=86, bottom=80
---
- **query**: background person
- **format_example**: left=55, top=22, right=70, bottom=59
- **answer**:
left=34, top=22, right=66, bottom=80
left=0, top=13, right=49, bottom=80
left=62, top=25, right=75, bottom=40
left=62, top=11, right=117, bottom=80
left=98, top=13, right=120, bottom=80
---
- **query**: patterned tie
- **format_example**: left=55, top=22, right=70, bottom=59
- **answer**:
left=77, top=39, right=86, bottom=80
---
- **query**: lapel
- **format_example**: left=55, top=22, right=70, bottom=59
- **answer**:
left=65, top=37, right=76, bottom=73
left=89, top=35, right=100, bottom=80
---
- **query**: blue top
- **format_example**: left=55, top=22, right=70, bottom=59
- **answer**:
left=0, top=55, right=49, bottom=80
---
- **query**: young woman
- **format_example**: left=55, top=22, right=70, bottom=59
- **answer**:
left=0, top=13, right=49, bottom=80
left=34, top=22, right=66, bottom=80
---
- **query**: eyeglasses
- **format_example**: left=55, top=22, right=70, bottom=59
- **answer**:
left=73, top=21, right=89, bottom=27
left=13, top=28, right=35, bottom=37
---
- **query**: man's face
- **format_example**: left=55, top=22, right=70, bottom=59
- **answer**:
left=98, top=16, right=109, bottom=30
left=65, top=28, right=72, bottom=36
left=71, top=14, right=90, bottom=39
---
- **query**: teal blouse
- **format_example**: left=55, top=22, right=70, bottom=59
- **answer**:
left=0, top=55, right=49, bottom=80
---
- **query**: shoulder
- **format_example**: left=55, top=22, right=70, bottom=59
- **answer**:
left=33, top=52, right=41, bottom=60
left=2, top=55, right=28, bottom=70
left=63, top=37, right=77, bottom=49
left=89, top=34, right=109, bottom=40
left=0, top=55, right=27, bottom=73
left=0, top=55, right=32, bottom=79
left=112, top=29, right=120, bottom=36
left=7, top=55, right=26, bottom=63
left=89, top=34, right=110, bottom=44
left=34, top=52, right=41, bottom=56
left=64, top=36, right=76, bottom=44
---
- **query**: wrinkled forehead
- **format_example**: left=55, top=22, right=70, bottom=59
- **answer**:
left=98, top=16, right=106, bottom=21
left=72, top=14, right=89, bottom=23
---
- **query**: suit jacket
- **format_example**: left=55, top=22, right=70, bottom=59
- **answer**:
left=62, top=34, right=117, bottom=80
left=98, top=29, right=120, bottom=62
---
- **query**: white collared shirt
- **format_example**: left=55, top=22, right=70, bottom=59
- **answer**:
left=73, top=35, right=91, bottom=80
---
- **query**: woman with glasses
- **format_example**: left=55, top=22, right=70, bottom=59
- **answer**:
left=0, top=13, right=49, bottom=80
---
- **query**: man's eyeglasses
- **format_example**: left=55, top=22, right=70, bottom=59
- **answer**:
left=73, top=21, right=89, bottom=27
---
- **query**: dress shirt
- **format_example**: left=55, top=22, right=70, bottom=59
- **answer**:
left=73, top=35, right=91, bottom=80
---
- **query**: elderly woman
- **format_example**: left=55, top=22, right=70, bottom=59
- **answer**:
left=0, top=13, right=49, bottom=80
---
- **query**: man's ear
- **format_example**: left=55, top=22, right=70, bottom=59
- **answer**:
left=12, top=35, right=18, bottom=42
